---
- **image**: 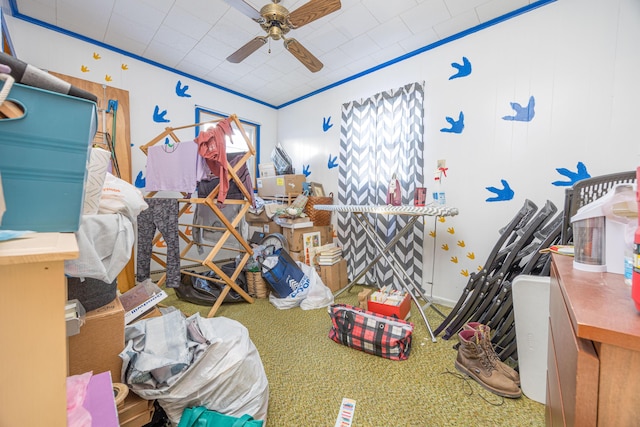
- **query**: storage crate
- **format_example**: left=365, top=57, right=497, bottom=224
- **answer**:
left=0, top=82, right=97, bottom=231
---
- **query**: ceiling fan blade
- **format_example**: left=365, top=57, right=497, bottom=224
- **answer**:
left=288, top=0, right=341, bottom=28
left=223, top=0, right=265, bottom=23
left=227, top=37, right=268, bottom=63
left=284, top=38, right=323, bottom=72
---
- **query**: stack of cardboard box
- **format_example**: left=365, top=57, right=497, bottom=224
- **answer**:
left=67, top=296, right=158, bottom=427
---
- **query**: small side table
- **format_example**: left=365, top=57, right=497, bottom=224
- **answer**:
left=0, top=232, right=78, bottom=426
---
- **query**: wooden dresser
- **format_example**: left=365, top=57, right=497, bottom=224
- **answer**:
left=546, top=254, right=640, bottom=426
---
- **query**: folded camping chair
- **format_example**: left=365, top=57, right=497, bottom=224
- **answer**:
left=493, top=310, right=517, bottom=360
left=443, top=200, right=557, bottom=339
left=519, top=212, right=564, bottom=276
left=434, top=199, right=538, bottom=337
left=478, top=212, right=564, bottom=371
left=488, top=211, right=563, bottom=290
left=481, top=223, right=557, bottom=332
left=478, top=279, right=512, bottom=328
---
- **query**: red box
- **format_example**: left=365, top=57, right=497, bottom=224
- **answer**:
left=367, top=293, right=411, bottom=320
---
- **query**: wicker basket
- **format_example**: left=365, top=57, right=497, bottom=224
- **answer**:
left=304, top=193, right=334, bottom=226
left=247, top=271, right=270, bottom=298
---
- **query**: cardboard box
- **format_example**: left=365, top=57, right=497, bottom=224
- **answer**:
left=118, top=393, right=154, bottom=427
left=289, top=251, right=304, bottom=263
left=319, top=258, right=349, bottom=292
left=367, top=293, right=411, bottom=320
left=248, top=221, right=282, bottom=238
left=258, top=162, right=276, bottom=177
left=68, top=297, right=125, bottom=381
left=282, top=225, right=332, bottom=252
left=257, top=174, right=306, bottom=197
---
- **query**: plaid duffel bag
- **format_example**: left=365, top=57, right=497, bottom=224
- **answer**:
left=327, top=303, right=414, bottom=361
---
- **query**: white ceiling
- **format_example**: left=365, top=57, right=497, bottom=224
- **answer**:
left=6, top=0, right=548, bottom=107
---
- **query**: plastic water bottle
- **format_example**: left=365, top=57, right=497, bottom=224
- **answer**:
left=633, top=226, right=640, bottom=310
left=625, top=247, right=633, bottom=286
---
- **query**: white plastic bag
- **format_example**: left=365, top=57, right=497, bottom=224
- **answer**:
left=64, top=213, right=134, bottom=283
left=268, top=261, right=334, bottom=310
left=120, top=311, right=269, bottom=426
left=299, top=262, right=335, bottom=310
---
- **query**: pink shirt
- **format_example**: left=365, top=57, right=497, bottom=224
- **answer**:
left=145, top=140, right=209, bottom=193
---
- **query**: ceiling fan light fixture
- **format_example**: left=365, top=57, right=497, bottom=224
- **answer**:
left=268, top=25, right=284, bottom=40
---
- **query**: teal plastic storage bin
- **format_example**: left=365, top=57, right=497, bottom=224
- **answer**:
left=0, top=82, right=97, bottom=231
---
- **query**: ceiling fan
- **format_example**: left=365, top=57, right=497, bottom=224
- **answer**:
left=224, top=0, right=342, bottom=72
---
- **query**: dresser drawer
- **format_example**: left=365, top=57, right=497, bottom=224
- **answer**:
left=549, top=275, right=599, bottom=426
left=547, top=321, right=564, bottom=427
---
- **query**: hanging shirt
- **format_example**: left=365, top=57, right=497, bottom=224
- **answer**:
left=194, top=118, right=233, bottom=203
left=145, top=140, right=209, bottom=193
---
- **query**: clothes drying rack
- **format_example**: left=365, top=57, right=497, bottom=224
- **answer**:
left=140, top=114, right=256, bottom=317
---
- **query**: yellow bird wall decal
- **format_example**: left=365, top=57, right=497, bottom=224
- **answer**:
left=447, top=227, right=455, bottom=234
left=457, top=240, right=465, bottom=247
left=121, top=64, right=128, bottom=70
left=466, top=252, right=475, bottom=260
left=441, top=243, right=449, bottom=251
left=80, top=65, right=89, bottom=72
left=93, top=52, right=101, bottom=60
left=429, top=230, right=436, bottom=238
left=461, top=269, right=469, bottom=277
left=450, top=256, right=458, bottom=263
left=105, top=75, right=112, bottom=82
left=438, top=217, right=446, bottom=223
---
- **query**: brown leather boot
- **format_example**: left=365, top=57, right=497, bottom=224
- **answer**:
left=455, top=329, right=521, bottom=398
left=464, top=322, right=521, bottom=385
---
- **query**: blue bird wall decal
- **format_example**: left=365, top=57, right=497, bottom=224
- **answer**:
left=323, top=116, right=333, bottom=132
left=153, top=105, right=170, bottom=123
left=440, top=111, right=465, bottom=133
left=486, top=179, right=515, bottom=202
left=303, top=164, right=311, bottom=177
left=175, top=80, right=191, bottom=97
left=552, top=162, right=591, bottom=186
left=502, top=96, right=535, bottom=122
left=135, top=171, right=146, bottom=188
left=328, top=154, right=338, bottom=169
left=449, top=56, right=472, bottom=80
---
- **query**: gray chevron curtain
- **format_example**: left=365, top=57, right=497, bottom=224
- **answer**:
left=338, top=82, right=425, bottom=289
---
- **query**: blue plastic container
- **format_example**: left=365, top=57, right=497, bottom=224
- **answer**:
left=0, top=82, right=97, bottom=232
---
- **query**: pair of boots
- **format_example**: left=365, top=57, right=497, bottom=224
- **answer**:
left=454, top=322, right=521, bottom=398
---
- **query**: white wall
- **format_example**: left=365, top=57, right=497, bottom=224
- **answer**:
left=276, top=0, right=640, bottom=305
left=4, top=0, right=639, bottom=306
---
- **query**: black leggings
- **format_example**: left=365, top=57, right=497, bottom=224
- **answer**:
left=136, top=198, right=180, bottom=288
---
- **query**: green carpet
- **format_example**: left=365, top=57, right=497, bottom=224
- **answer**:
left=161, top=286, right=545, bottom=426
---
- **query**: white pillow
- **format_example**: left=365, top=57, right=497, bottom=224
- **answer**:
left=82, top=147, right=111, bottom=215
